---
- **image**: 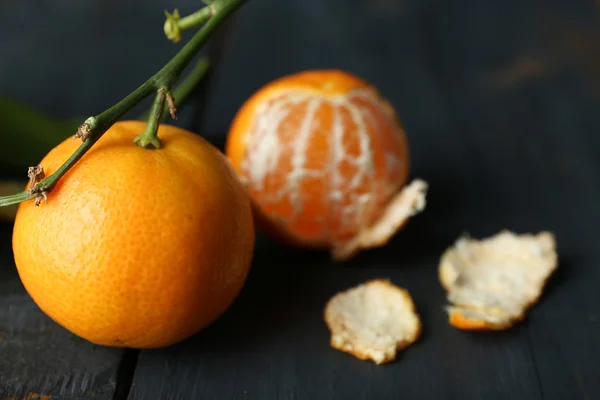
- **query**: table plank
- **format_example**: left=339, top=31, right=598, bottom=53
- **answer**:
left=130, top=246, right=543, bottom=400
left=525, top=90, right=600, bottom=399
left=128, top=0, right=591, bottom=398
left=0, top=223, right=126, bottom=399
left=3, top=0, right=596, bottom=398
left=424, top=1, right=600, bottom=398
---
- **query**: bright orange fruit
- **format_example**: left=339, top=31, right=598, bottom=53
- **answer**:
left=12, top=121, right=255, bottom=348
left=226, top=69, right=426, bottom=261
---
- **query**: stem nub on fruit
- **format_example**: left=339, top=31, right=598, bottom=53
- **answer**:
left=133, top=88, right=172, bottom=149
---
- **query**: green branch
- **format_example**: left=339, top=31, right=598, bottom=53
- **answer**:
left=0, top=0, right=247, bottom=208
left=139, top=57, right=210, bottom=122
left=0, top=181, right=25, bottom=221
left=164, top=4, right=217, bottom=43
left=0, top=56, right=209, bottom=170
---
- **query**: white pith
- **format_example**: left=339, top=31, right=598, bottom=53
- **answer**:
left=240, top=88, right=407, bottom=244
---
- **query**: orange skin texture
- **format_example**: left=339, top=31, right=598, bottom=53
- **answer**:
left=448, top=309, right=526, bottom=331
left=226, top=69, right=410, bottom=254
left=449, top=312, right=492, bottom=331
left=12, top=121, right=255, bottom=348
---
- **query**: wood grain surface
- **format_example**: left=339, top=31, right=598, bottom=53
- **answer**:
left=1, top=0, right=599, bottom=399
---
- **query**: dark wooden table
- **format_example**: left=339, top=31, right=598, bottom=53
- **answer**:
left=1, top=0, right=600, bottom=399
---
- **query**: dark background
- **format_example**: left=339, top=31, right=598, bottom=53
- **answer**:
left=1, top=0, right=599, bottom=399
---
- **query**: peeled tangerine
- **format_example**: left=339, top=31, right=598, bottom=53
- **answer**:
left=225, top=69, right=427, bottom=261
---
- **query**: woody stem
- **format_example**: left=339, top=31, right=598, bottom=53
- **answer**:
left=0, top=0, right=247, bottom=208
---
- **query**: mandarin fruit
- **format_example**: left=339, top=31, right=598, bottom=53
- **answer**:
left=12, top=121, right=255, bottom=348
left=226, top=69, right=427, bottom=261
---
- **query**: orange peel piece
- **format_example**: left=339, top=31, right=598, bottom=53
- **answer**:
left=439, top=230, right=558, bottom=330
left=332, top=179, right=428, bottom=261
left=324, top=279, right=422, bottom=364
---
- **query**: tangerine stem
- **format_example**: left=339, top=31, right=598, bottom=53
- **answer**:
left=0, top=191, right=34, bottom=208
left=0, top=181, right=24, bottom=220
left=0, top=0, right=247, bottom=208
left=134, top=89, right=167, bottom=149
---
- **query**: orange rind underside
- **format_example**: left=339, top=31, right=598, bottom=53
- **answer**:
left=439, top=230, right=558, bottom=331
left=226, top=69, right=427, bottom=260
left=324, top=279, right=422, bottom=364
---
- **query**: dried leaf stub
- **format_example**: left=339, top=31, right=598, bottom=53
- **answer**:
left=27, top=165, right=45, bottom=189
left=26, top=165, right=48, bottom=206
left=332, top=179, right=428, bottom=261
left=439, top=230, right=558, bottom=330
left=324, top=279, right=422, bottom=365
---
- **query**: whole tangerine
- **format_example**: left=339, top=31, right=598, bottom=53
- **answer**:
left=225, top=69, right=427, bottom=261
left=12, top=120, right=255, bottom=348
